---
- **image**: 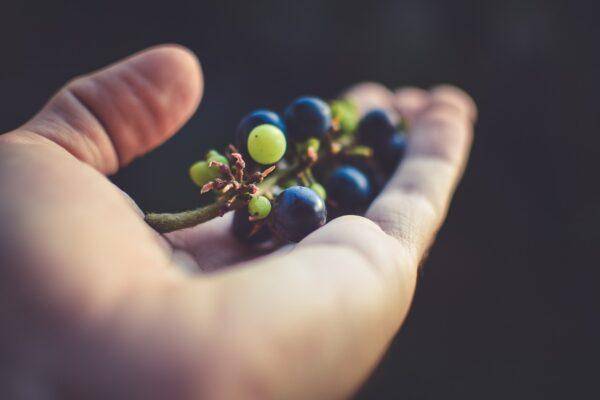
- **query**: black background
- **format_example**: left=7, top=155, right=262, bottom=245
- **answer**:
left=1, top=1, right=598, bottom=398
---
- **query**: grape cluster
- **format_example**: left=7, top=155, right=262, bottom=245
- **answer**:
left=183, top=95, right=407, bottom=245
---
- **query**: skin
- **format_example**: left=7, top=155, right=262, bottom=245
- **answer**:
left=0, top=45, right=476, bottom=399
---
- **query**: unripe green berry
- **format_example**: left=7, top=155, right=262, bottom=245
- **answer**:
left=206, top=150, right=229, bottom=166
left=310, top=182, right=327, bottom=200
left=331, top=100, right=359, bottom=134
left=189, top=160, right=221, bottom=187
left=247, top=124, right=287, bottom=165
left=248, top=195, right=272, bottom=219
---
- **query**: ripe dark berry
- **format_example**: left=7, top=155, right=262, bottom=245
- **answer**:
left=232, top=209, right=272, bottom=245
left=326, top=165, right=373, bottom=214
left=235, top=109, right=285, bottom=151
left=284, top=96, right=332, bottom=141
left=357, top=109, right=395, bottom=148
left=380, top=132, right=407, bottom=173
left=271, top=186, right=327, bottom=242
left=345, top=158, right=385, bottom=196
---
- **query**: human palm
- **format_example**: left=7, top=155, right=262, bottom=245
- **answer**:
left=0, top=46, right=475, bottom=399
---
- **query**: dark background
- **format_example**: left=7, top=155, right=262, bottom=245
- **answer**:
left=1, top=1, right=597, bottom=398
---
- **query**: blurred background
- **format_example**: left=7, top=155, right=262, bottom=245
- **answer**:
left=1, top=0, right=597, bottom=398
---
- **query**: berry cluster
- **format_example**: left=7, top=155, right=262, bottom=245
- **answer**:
left=145, top=95, right=407, bottom=245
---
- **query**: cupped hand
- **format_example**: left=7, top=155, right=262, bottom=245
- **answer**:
left=0, top=46, right=475, bottom=399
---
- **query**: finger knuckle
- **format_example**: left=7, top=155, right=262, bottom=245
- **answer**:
left=393, top=87, right=429, bottom=116
left=316, top=215, right=406, bottom=274
left=334, top=214, right=383, bottom=232
left=414, top=108, right=471, bottom=160
left=421, top=101, right=468, bottom=127
left=394, top=86, right=427, bottom=102
left=430, top=85, right=478, bottom=121
left=372, top=190, right=439, bottom=246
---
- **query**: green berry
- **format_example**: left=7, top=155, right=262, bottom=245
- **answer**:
left=247, top=124, right=287, bottom=165
left=206, top=150, right=229, bottom=166
left=189, top=150, right=228, bottom=187
left=189, top=161, right=221, bottom=187
left=331, top=100, right=359, bottom=134
left=248, top=195, right=272, bottom=219
left=310, top=182, right=327, bottom=200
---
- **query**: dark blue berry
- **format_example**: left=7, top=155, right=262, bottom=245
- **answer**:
left=271, top=186, right=327, bottom=242
left=326, top=165, right=373, bottom=214
left=235, top=109, right=285, bottom=151
left=380, top=132, right=407, bottom=173
left=345, top=158, right=385, bottom=196
left=284, top=96, right=332, bottom=141
left=357, top=109, right=395, bottom=149
left=232, top=209, right=272, bottom=245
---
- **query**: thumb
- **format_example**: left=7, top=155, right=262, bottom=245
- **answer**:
left=14, top=44, right=203, bottom=174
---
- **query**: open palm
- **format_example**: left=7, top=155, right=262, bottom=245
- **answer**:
left=0, top=46, right=475, bottom=399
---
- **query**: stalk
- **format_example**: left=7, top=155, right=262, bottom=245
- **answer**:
left=145, top=200, right=239, bottom=233
left=145, top=165, right=296, bottom=233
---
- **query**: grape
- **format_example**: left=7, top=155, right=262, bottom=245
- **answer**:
left=356, top=110, right=407, bottom=174
left=345, top=158, right=385, bottom=197
left=310, top=182, right=327, bottom=200
left=284, top=96, right=332, bottom=141
left=271, top=186, right=327, bottom=242
left=326, top=165, right=373, bottom=214
left=248, top=195, right=272, bottom=219
left=357, top=109, right=396, bottom=148
left=206, top=150, right=229, bottom=166
left=189, top=160, right=220, bottom=187
left=235, top=109, right=286, bottom=152
left=189, top=150, right=229, bottom=187
left=232, top=209, right=272, bottom=245
left=330, top=99, right=359, bottom=134
left=380, top=132, right=407, bottom=173
left=247, top=124, right=287, bottom=165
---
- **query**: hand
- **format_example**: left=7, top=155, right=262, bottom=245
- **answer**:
left=0, top=45, right=476, bottom=399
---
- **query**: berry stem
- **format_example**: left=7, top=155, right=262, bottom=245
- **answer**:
left=144, top=201, right=238, bottom=233
left=145, top=165, right=293, bottom=233
left=298, top=171, right=310, bottom=186
left=258, top=163, right=300, bottom=193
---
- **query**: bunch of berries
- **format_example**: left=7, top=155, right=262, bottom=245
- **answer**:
left=148, top=95, right=407, bottom=245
